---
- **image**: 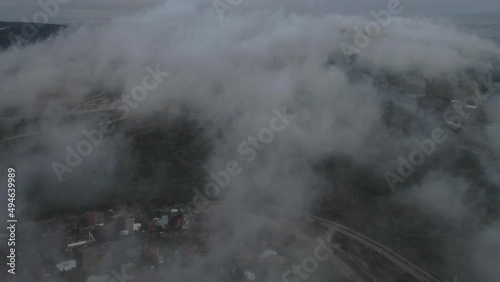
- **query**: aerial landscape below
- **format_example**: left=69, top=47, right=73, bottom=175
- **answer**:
left=0, top=1, right=500, bottom=282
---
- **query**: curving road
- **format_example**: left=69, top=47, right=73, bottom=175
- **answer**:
left=305, top=214, right=441, bottom=282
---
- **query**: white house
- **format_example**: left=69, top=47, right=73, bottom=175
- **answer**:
left=55, top=259, right=76, bottom=272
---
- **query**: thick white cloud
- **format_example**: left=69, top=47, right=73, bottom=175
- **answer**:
left=1, top=2, right=499, bottom=281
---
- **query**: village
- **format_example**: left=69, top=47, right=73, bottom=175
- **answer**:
left=0, top=203, right=321, bottom=282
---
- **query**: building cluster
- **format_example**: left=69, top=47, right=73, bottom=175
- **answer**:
left=1, top=205, right=306, bottom=282
left=14, top=205, right=204, bottom=282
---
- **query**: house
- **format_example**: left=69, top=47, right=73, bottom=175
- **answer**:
left=55, top=259, right=76, bottom=272
left=148, top=218, right=158, bottom=231
left=241, top=271, right=256, bottom=281
left=259, top=249, right=285, bottom=265
left=85, top=212, right=105, bottom=227
left=157, top=215, right=169, bottom=229
left=171, top=208, right=179, bottom=215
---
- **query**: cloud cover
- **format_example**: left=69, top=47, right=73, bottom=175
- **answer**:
left=1, top=1, right=500, bottom=281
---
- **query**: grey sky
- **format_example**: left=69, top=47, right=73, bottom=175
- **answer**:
left=0, top=0, right=498, bottom=24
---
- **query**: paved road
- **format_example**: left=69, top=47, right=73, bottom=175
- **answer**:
left=205, top=201, right=442, bottom=282
left=285, top=223, right=367, bottom=282
left=306, top=215, right=441, bottom=282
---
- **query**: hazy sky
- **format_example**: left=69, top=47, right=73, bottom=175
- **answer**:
left=0, top=0, right=498, bottom=23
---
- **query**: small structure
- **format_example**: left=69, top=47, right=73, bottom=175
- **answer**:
left=56, top=259, right=76, bottom=272
left=242, top=271, right=256, bottom=281
left=259, top=250, right=277, bottom=259
left=86, top=212, right=105, bottom=227
left=157, top=215, right=169, bottom=229
left=67, top=231, right=95, bottom=250
left=148, top=218, right=158, bottom=231
left=259, top=249, right=285, bottom=264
